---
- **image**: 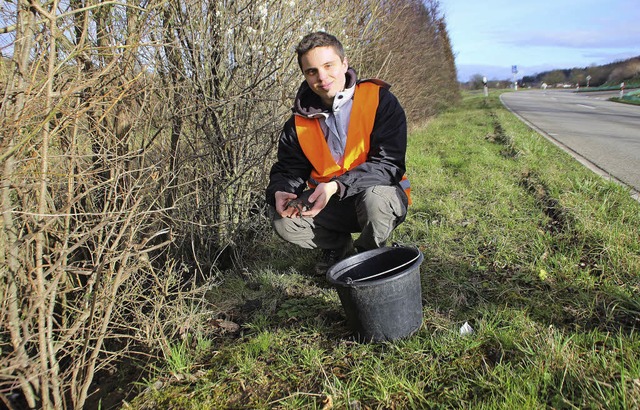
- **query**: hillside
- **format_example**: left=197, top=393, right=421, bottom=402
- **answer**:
left=521, top=56, right=640, bottom=87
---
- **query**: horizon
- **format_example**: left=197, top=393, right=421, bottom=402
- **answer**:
left=442, top=0, right=640, bottom=82
left=457, top=54, right=640, bottom=83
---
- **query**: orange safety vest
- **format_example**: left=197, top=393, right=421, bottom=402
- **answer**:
left=294, top=81, right=411, bottom=204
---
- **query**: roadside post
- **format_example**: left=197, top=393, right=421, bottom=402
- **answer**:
left=620, top=82, right=625, bottom=98
left=586, top=75, right=591, bottom=88
left=483, top=76, right=488, bottom=97
left=512, top=65, right=518, bottom=91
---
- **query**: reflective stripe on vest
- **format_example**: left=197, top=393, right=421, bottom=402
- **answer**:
left=295, top=82, right=411, bottom=205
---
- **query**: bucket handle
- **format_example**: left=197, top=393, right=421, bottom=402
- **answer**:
left=342, top=253, right=422, bottom=284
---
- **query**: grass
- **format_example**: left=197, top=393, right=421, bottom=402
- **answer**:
left=611, top=89, right=640, bottom=105
left=126, top=91, right=640, bottom=409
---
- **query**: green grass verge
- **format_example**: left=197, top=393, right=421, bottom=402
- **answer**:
left=127, top=91, right=640, bottom=409
left=611, top=89, right=640, bottom=105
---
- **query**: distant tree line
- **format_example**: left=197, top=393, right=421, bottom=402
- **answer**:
left=0, top=0, right=458, bottom=408
left=461, top=56, right=640, bottom=90
left=521, top=56, right=640, bottom=87
left=463, top=74, right=510, bottom=91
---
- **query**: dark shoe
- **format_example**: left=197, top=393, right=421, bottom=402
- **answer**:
left=314, top=240, right=354, bottom=276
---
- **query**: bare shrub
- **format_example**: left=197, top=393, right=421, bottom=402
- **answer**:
left=0, top=1, right=173, bottom=408
left=346, top=0, right=460, bottom=122
left=152, top=0, right=305, bottom=270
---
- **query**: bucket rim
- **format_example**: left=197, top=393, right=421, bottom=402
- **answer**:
left=326, top=246, right=423, bottom=287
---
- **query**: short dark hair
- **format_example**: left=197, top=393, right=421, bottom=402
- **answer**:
left=295, top=31, right=345, bottom=70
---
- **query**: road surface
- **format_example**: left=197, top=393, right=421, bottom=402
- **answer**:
left=501, top=89, right=640, bottom=200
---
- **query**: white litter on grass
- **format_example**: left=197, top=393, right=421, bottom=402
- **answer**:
left=460, top=321, right=474, bottom=336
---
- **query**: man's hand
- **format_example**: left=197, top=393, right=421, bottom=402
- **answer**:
left=274, top=191, right=298, bottom=218
left=275, top=182, right=338, bottom=218
left=301, top=181, right=338, bottom=217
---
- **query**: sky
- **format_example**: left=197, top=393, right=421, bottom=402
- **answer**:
left=441, top=0, right=640, bottom=82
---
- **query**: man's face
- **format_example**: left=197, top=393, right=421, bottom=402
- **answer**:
left=300, top=46, right=348, bottom=107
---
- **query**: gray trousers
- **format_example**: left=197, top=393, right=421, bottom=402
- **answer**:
left=271, top=185, right=408, bottom=252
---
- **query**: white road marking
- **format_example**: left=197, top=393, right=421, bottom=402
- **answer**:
left=577, top=104, right=596, bottom=109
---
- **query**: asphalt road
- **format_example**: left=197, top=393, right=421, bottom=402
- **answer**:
left=501, top=89, right=640, bottom=200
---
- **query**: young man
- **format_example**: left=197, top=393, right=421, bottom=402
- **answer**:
left=266, top=31, right=410, bottom=275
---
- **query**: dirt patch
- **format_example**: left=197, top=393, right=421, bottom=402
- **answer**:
left=520, top=170, right=574, bottom=234
left=485, top=112, right=520, bottom=159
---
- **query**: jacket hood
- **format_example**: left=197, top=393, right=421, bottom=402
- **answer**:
left=293, top=67, right=358, bottom=117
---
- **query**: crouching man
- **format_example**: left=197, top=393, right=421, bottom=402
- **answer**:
left=265, top=31, right=411, bottom=275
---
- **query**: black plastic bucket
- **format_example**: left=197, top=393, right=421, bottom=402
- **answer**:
left=326, top=246, right=424, bottom=343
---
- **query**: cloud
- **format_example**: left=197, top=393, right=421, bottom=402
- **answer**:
left=581, top=51, right=640, bottom=64
left=497, top=23, right=640, bottom=49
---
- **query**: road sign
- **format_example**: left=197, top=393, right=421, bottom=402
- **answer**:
left=512, top=65, right=518, bottom=74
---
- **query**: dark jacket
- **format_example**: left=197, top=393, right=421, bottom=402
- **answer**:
left=265, top=68, right=407, bottom=206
